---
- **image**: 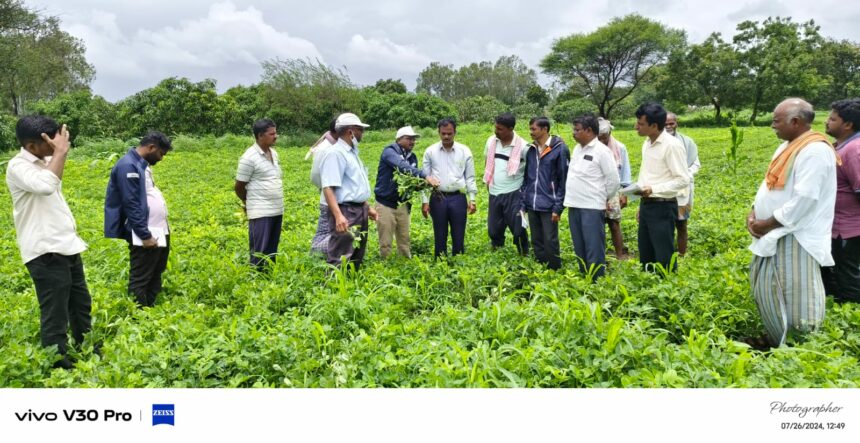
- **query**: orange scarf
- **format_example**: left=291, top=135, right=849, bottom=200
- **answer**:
left=765, top=131, right=840, bottom=190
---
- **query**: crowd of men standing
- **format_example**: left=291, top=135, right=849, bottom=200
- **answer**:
left=5, top=96, right=859, bottom=368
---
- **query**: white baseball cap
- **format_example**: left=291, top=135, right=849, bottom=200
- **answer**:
left=335, top=112, right=370, bottom=129
left=395, top=126, right=419, bottom=139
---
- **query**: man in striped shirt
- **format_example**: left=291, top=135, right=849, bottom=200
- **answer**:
left=235, top=119, right=283, bottom=270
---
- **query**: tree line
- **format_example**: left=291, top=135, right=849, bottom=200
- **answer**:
left=2, top=1, right=859, bottom=149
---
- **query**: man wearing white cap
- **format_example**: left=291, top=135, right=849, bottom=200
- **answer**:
left=319, top=113, right=379, bottom=270
left=374, top=126, right=440, bottom=258
left=597, top=117, right=632, bottom=260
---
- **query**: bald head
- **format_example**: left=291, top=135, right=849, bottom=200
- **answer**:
left=772, top=98, right=814, bottom=141
left=777, top=98, right=815, bottom=125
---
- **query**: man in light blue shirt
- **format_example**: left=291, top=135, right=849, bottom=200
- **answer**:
left=319, top=113, right=379, bottom=270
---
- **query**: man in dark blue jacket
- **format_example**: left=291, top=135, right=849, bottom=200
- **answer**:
left=105, top=132, right=173, bottom=307
left=374, top=126, right=440, bottom=258
left=521, top=117, right=569, bottom=269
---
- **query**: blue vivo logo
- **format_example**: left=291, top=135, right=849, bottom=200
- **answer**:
left=152, top=404, right=175, bottom=426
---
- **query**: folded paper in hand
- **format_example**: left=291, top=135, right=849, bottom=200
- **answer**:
left=132, top=227, right=167, bottom=247
left=620, top=183, right=642, bottom=195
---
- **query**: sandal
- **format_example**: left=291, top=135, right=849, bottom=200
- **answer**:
left=743, top=334, right=773, bottom=352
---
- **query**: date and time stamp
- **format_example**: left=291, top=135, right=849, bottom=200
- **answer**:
left=771, top=401, right=848, bottom=432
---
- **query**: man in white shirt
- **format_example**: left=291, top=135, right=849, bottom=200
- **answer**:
left=5, top=116, right=91, bottom=369
left=633, top=103, right=691, bottom=273
left=564, top=114, right=620, bottom=280
left=235, top=119, right=283, bottom=270
left=746, top=98, right=838, bottom=349
left=421, top=118, right=478, bottom=257
left=665, top=112, right=701, bottom=256
left=104, top=131, right=173, bottom=307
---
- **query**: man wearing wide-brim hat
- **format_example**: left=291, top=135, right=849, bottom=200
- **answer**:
left=318, top=113, right=379, bottom=270
left=374, top=126, right=440, bottom=258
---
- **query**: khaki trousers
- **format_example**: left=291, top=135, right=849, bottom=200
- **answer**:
left=376, top=203, right=411, bottom=258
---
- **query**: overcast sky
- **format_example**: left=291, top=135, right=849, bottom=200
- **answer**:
left=29, top=0, right=860, bottom=102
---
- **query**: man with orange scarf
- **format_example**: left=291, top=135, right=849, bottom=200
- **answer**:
left=747, top=98, right=839, bottom=350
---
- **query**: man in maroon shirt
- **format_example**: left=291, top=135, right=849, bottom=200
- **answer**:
left=823, top=98, right=860, bottom=303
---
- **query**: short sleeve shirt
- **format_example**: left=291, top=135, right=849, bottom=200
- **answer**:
left=236, top=143, right=284, bottom=219
left=319, top=139, right=372, bottom=204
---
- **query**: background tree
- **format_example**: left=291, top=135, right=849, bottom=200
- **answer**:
left=261, top=58, right=361, bottom=133
left=661, top=33, right=745, bottom=122
left=453, top=95, right=508, bottom=124
left=114, top=77, right=231, bottom=138
left=30, top=90, right=116, bottom=143
left=416, top=56, right=538, bottom=106
left=368, top=78, right=407, bottom=95
left=541, top=14, right=685, bottom=119
left=361, top=90, right=456, bottom=129
left=733, top=17, right=827, bottom=122
left=0, top=1, right=93, bottom=115
left=815, top=39, right=860, bottom=105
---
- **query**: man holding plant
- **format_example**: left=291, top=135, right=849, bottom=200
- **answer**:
left=373, top=126, right=440, bottom=258
left=747, top=98, right=839, bottom=349
left=319, top=113, right=379, bottom=270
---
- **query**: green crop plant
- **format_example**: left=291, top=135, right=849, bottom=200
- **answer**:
left=0, top=122, right=857, bottom=388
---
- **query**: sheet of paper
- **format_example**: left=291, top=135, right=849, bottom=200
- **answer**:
left=620, top=183, right=642, bottom=195
left=132, top=226, right=167, bottom=247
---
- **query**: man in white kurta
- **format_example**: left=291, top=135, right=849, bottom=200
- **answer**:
left=747, top=98, right=838, bottom=348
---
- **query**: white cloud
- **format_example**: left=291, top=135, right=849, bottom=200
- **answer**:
left=65, top=1, right=322, bottom=100
left=346, top=35, right=433, bottom=69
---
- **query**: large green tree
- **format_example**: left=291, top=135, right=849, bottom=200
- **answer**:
left=0, top=0, right=94, bottom=115
left=541, top=14, right=685, bottom=119
left=115, top=77, right=234, bottom=138
left=416, top=56, right=538, bottom=106
left=261, top=58, right=361, bottom=133
left=661, top=33, right=745, bottom=121
left=733, top=17, right=827, bottom=122
left=815, top=39, right=860, bottom=105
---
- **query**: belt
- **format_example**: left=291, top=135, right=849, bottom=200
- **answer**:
left=642, top=197, right=677, bottom=203
left=340, top=201, right=365, bottom=207
left=440, top=191, right=461, bottom=196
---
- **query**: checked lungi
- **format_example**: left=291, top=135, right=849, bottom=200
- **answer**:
left=311, top=204, right=331, bottom=255
left=750, top=234, right=826, bottom=347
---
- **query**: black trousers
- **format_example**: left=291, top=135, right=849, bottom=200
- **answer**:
left=823, top=235, right=860, bottom=302
left=528, top=210, right=561, bottom=269
left=430, top=192, right=467, bottom=257
left=24, top=253, right=92, bottom=355
left=326, top=204, right=369, bottom=270
left=249, top=215, right=282, bottom=269
left=638, top=200, right=678, bottom=272
left=488, top=190, right=529, bottom=254
left=129, top=235, right=170, bottom=307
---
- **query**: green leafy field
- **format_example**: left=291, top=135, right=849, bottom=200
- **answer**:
left=1, top=123, right=858, bottom=387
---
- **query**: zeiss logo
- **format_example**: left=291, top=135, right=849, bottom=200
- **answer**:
left=152, top=404, right=175, bottom=426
